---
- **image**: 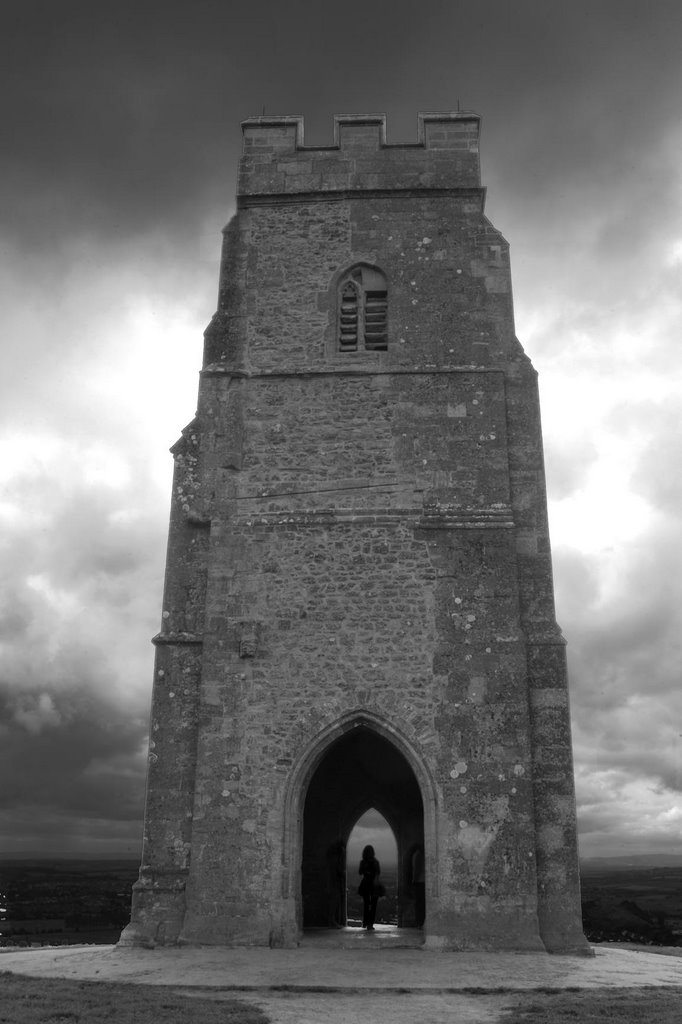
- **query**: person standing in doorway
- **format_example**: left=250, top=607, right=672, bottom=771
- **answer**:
left=358, top=844, right=382, bottom=930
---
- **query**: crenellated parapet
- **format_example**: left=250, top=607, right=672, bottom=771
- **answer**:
left=239, top=111, right=481, bottom=197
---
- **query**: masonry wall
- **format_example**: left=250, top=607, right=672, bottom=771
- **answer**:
left=122, top=112, right=588, bottom=954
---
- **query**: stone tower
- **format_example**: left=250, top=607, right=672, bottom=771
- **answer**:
left=121, top=112, right=589, bottom=953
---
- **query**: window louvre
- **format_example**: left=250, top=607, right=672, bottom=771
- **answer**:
left=337, top=266, right=388, bottom=353
left=363, top=291, right=388, bottom=350
left=339, top=282, right=359, bottom=352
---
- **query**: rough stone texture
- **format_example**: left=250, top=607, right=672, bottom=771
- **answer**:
left=120, top=111, right=589, bottom=954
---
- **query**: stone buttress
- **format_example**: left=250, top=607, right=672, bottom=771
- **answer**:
left=120, top=112, right=590, bottom=954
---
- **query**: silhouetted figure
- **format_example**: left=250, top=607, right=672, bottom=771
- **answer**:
left=358, top=843, right=382, bottom=930
left=411, top=844, right=425, bottom=927
left=326, top=840, right=346, bottom=927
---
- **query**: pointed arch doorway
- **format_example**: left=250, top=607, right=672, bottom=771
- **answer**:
left=301, top=725, right=424, bottom=930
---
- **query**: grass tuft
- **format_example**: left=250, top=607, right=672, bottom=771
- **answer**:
left=500, top=987, right=682, bottom=1023
left=0, top=973, right=270, bottom=1024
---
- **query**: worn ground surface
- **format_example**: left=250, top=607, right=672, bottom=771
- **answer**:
left=2, top=928, right=681, bottom=1024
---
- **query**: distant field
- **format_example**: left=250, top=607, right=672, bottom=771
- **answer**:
left=2, top=858, right=682, bottom=947
left=580, top=865, right=682, bottom=945
left=0, top=860, right=138, bottom=947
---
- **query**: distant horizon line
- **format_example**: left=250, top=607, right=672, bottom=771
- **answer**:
left=2, top=851, right=682, bottom=865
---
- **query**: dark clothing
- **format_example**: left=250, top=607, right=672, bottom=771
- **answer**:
left=358, top=856, right=381, bottom=929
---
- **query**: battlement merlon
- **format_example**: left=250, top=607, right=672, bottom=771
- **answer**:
left=238, top=111, right=482, bottom=197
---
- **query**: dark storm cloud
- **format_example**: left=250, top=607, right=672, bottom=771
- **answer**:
left=2, top=0, right=426, bottom=247
left=0, top=449, right=164, bottom=850
left=554, top=480, right=682, bottom=854
left=0, top=687, right=147, bottom=816
left=6, top=1, right=679, bottom=245
left=561, top=531, right=682, bottom=742
left=0, top=627, right=150, bottom=852
left=3, top=2, right=231, bottom=245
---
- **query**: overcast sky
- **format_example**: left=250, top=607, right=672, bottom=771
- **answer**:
left=2, top=0, right=681, bottom=862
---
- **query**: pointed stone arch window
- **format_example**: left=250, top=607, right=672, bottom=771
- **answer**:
left=337, top=265, right=388, bottom=352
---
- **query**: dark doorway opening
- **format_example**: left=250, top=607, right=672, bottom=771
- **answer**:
left=301, top=725, right=424, bottom=929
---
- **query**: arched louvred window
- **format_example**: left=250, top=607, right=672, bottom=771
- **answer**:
left=337, top=265, right=388, bottom=352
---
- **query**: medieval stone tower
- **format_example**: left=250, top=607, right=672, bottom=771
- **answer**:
left=121, top=111, right=589, bottom=954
